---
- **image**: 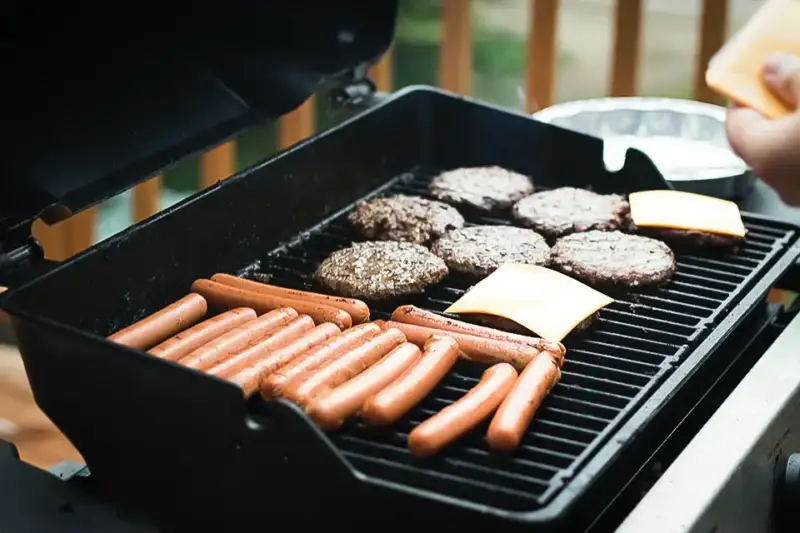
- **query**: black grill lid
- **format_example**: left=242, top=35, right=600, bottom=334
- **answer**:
left=0, top=1, right=397, bottom=247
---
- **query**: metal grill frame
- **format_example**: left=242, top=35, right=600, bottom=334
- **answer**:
left=4, top=86, right=800, bottom=529
left=252, top=165, right=799, bottom=517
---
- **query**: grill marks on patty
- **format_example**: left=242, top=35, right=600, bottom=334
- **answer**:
left=430, top=225, right=551, bottom=277
left=428, top=166, right=535, bottom=212
left=315, top=241, right=449, bottom=301
left=512, top=187, right=630, bottom=240
left=550, top=230, right=676, bottom=288
left=348, top=194, right=465, bottom=246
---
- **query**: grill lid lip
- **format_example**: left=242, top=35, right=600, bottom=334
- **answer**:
left=0, top=0, right=398, bottom=249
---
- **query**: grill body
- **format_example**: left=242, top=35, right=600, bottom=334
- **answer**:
left=4, top=87, right=800, bottom=530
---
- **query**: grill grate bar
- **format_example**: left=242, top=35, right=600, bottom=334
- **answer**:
left=252, top=166, right=795, bottom=513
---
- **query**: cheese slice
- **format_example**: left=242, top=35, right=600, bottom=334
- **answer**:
left=629, top=190, right=746, bottom=238
left=705, top=0, right=800, bottom=119
left=445, top=264, right=613, bottom=342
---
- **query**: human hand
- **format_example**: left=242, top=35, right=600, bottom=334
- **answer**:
left=725, top=53, right=800, bottom=205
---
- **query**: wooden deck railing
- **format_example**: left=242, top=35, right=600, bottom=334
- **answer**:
left=32, top=0, right=730, bottom=261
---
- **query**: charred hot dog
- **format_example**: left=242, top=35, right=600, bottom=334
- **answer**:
left=211, top=273, right=370, bottom=324
left=148, top=308, right=256, bottom=362
left=225, top=322, right=341, bottom=397
left=361, top=336, right=459, bottom=427
left=178, top=308, right=301, bottom=370
left=391, top=305, right=564, bottom=355
left=282, top=328, right=406, bottom=407
left=307, top=342, right=422, bottom=430
left=191, top=279, right=352, bottom=330
left=261, top=322, right=382, bottom=399
left=374, top=320, right=543, bottom=370
left=408, top=363, right=518, bottom=457
left=108, top=293, right=208, bottom=349
left=486, top=350, right=563, bottom=453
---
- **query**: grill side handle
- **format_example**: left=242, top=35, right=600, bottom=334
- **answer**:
left=12, top=312, right=365, bottom=528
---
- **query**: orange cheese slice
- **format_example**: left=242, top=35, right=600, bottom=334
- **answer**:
left=629, top=190, right=746, bottom=237
left=445, top=264, right=613, bottom=342
left=705, top=0, right=800, bottom=119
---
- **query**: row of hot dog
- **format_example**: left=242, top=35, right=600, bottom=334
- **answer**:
left=106, top=273, right=565, bottom=456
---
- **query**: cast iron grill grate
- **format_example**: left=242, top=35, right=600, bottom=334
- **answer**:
left=253, top=167, right=794, bottom=512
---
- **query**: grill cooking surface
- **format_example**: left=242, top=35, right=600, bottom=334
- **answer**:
left=254, top=168, right=794, bottom=512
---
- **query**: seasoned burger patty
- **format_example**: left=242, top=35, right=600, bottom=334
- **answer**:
left=550, top=230, right=676, bottom=288
left=464, top=312, right=598, bottom=336
left=428, top=166, right=535, bottom=212
left=316, top=241, right=449, bottom=300
left=512, top=187, right=630, bottom=240
left=348, top=194, right=465, bottom=245
left=626, top=221, right=745, bottom=248
left=430, top=225, right=551, bottom=277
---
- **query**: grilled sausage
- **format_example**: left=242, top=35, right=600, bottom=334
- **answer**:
left=211, top=273, right=370, bottom=324
left=307, top=342, right=422, bottom=430
left=282, top=328, right=406, bottom=407
left=361, top=336, right=459, bottom=427
left=262, top=322, right=382, bottom=399
left=108, top=293, right=208, bottom=349
left=202, top=314, right=314, bottom=378
left=191, top=279, right=352, bottom=330
left=486, top=351, right=562, bottom=453
left=147, top=308, right=257, bottom=362
left=374, top=320, right=543, bottom=370
left=391, top=305, right=565, bottom=355
left=408, top=363, right=518, bottom=457
left=179, top=308, right=301, bottom=370
left=226, top=323, right=341, bottom=397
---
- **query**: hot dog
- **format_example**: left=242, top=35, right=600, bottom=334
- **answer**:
left=361, top=336, right=459, bottom=427
left=179, top=308, right=302, bottom=370
left=374, top=320, right=543, bottom=371
left=391, top=305, right=565, bottom=356
left=191, top=279, right=352, bottom=330
left=261, top=322, right=382, bottom=399
left=408, top=363, right=518, bottom=458
left=147, top=308, right=257, bottom=362
left=201, top=314, right=315, bottom=378
left=282, top=328, right=406, bottom=407
left=307, top=342, right=422, bottom=430
left=225, top=323, right=341, bottom=397
left=486, top=350, right=562, bottom=453
left=108, top=293, right=208, bottom=349
left=211, top=273, right=370, bottom=324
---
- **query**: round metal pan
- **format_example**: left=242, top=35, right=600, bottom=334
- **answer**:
left=533, top=97, right=756, bottom=200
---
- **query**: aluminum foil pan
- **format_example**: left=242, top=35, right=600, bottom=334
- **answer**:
left=533, top=97, right=755, bottom=200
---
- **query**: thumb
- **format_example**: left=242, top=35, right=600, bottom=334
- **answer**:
left=763, top=52, right=800, bottom=108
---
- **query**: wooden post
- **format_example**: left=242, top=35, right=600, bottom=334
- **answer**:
left=609, top=0, right=643, bottom=97
left=369, top=48, right=394, bottom=92
left=693, top=0, right=729, bottom=104
left=278, top=98, right=316, bottom=150
left=199, top=141, right=237, bottom=189
left=439, top=0, right=472, bottom=95
left=62, top=208, right=96, bottom=258
left=526, top=0, right=561, bottom=113
left=132, top=176, right=162, bottom=223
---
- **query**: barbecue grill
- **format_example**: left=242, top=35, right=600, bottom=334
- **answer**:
left=4, top=2, right=800, bottom=532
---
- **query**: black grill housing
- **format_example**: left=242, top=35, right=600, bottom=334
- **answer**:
left=4, top=87, right=800, bottom=530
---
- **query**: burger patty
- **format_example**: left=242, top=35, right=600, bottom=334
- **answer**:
left=512, top=187, right=630, bottom=240
left=347, top=194, right=465, bottom=246
left=550, top=230, right=676, bottom=288
left=626, top=221, right=746, bottom=248
left=465, top=312, right=598, bottom=336
left=430, top=225, right=551, bottom=277
left=428, top=166, right=535, bottom=212
left=315, top=241, right=449, bottom=300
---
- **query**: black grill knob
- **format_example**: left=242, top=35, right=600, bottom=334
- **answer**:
left=776, top=453, right=800, bottom=532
